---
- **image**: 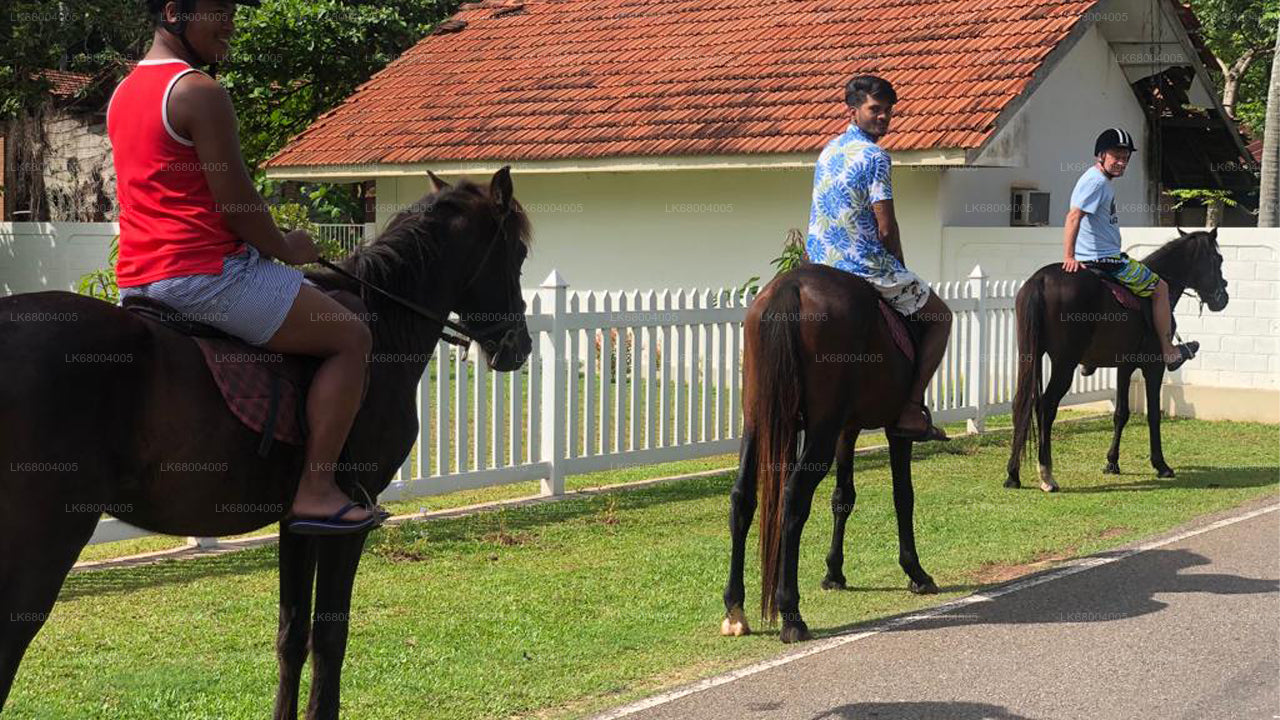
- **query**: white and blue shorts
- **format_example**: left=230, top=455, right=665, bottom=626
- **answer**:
left=119, top=243, right=314, bottom=346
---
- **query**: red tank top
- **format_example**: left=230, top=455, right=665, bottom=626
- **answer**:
left=108, top=59, right=245, bottom=287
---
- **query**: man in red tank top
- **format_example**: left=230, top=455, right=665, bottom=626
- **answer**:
left=110, top=0, right=378, bottom=534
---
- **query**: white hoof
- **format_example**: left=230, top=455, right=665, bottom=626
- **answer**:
left=720, top=607, right=751, bottom=637
left=1038, top=464, right=1058, bottom=492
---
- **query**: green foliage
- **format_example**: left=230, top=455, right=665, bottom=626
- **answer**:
left=269, top=201, right=343, bottom=261
left=1166, top=188, right=1241, bottom=209
left=76, top=234, right=119, bottom=304
left=1186, top=0, right=1279, bottom=136
left=221, top=0, right=461, bottom=170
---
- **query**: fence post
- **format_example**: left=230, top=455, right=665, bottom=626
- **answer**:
left=966, top=264, right=988, bottom=434
left=539, top=269, right=567, bottom=496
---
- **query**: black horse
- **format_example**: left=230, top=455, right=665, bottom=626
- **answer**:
left=721, top=265, right=941, bottom=644
left=1006, top=228, right=1229, bottom=492
left=0, top=169, right=532, bottom=719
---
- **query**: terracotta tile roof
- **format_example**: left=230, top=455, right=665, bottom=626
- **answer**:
left=37, top=69, right=94, bottom=97
left=265, top=0, right=1098, bottom=169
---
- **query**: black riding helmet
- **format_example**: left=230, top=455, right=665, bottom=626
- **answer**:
left=146, top=0, right=259, bottom=73
left=1094, top=128, right=1138, bottom=157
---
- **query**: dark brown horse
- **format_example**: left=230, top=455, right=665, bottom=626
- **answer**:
left=1006, top=229, right=1229, bottom=492
left=721, top=264, right=940, bottom=644
left=0, top=169, right=532, bottom=719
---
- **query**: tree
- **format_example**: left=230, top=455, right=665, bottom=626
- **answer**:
left=1259, top=14, right=1279, bottom=226
left=1188, top=0, right=1278, bottom=136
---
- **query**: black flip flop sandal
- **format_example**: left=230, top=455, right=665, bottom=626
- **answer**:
left=287, top=502, right=382, bottom=536
left=1166, top=341, right=1200, bottom=372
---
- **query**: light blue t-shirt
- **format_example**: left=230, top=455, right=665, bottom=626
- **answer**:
left=1070, top=166, right=1122, bottom=260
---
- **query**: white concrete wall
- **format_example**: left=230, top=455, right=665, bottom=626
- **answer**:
left=938, top=24, right=1155, bottom=229
left=942, top=225, right=1280, bottom=395
left=376, top=165, right=943, bottom=293
left=0, top=222, right=117, bottom=296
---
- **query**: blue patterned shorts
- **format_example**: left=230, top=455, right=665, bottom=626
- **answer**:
left=119, top=244, right=314, bottom=346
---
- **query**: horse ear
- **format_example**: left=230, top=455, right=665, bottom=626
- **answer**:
left=427, top=171, right=451, bottom=192
left=1207, top=226, right=1218, bottom=240
left=1176, top=226, right=1188, bottom=237
left=490, top=166, right=513, bottom=212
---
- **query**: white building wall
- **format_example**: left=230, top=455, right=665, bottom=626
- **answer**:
left=938, top=24, right=1155, bottom=229
left=376, top=164, right=943, bottom=293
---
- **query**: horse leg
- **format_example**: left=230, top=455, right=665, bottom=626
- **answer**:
left=1036, top=360, right=1077, bottom=492
left=0, top=508, right=97, bottom=710
left=721, top=430, right=758, bottom=637
left=777, top=428, right=837, bottom=644
left=304, top=533, right=369, bottom=720
left=1142, top=365, right=1175, bottom=477
left=1104, top=364, right=1136, bottom=474
left=888, top=436, right=938, bottom=594
left=273, top=527, right=318, bottom=720
left=822, top=426, right=859, bottom=590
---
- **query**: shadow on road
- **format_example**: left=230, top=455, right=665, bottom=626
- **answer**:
left=810, top=700, right=1037, bottom=719
left=819, top=547, right=1277, bottom=638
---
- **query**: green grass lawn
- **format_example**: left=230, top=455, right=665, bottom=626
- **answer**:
left=23, top=416, right=1276, bottom=720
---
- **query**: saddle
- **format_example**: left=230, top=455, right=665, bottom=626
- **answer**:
left=1089, top=271, right=1143, bottom=312
left=877, top=299, right=917, bottom=365
left=122, top=291, right=371, bottom=457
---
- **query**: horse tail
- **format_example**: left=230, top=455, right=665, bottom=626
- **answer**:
left=1012, top=274, right=1045, bottom=458
left=756, top=278, right=805, bottom=625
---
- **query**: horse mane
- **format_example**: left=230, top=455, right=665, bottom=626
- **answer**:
left=1142, top=230, right=1219, bottom=270
left=324, top=180, right=532, bottom=352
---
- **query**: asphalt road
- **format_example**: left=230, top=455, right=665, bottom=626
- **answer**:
left=597, top=503, right=1280, bottom=720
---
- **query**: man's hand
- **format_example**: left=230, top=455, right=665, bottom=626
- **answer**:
left=1062, top=257, right=1082, bottom=273
left=281, top=229, right=320, bottom=265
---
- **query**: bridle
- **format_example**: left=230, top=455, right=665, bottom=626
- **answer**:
left=317, top=202, right=526, bottom=363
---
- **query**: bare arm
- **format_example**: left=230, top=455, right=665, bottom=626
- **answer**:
left=169, top=73, right=315, bottom=264
left=1062, top=206, right=1084, bottom=272
left=873, top=200, right=904, bottom=264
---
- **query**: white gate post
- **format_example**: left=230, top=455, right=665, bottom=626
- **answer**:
left=966, top=265, right=988, bottom=434
left=539, top=270, right=568, bottom=496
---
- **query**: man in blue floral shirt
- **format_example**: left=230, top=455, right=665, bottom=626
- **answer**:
left=806, top=75, right=951, bottom=441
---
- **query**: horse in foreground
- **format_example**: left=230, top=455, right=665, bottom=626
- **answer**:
left=0, top=169, right=531, bottom=719
left=1006, top=228, right=1229, bottom=492
left=722, top=264, right=939, bottom=643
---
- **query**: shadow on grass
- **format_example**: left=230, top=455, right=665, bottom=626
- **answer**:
left=813, top=701, right=1037, bottom=719
left=60, top=545, right=279, bottom=601
left=1059, top=466, right=1279, bottom=494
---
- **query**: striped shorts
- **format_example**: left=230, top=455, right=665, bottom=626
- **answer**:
left=119, top=243, right=314, bottom=346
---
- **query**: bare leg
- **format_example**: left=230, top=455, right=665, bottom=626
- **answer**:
left=262, top=285, right=373, bottom=523
left=897, top=292, right=952, bottom=433
left=1150, top=280, right=1181, bottom=364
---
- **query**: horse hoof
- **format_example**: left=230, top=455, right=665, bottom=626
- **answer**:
left=780, top=621, right=811, bottom=644
left=720, top=607, right=751, bottom=637
left=1156, top=467, right=1176, bottom=479
left=1038, top=466, right=1058, bottom=492
left=1103, top=462, right=1121, bottom=475
left=909, top=577, right=939, bottom=595
left=1004, top=476, right=1021, bottom=489
left=821, top=575, right=846, bottom=590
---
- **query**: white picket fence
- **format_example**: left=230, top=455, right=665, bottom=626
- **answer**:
left=314, top=223, right=370, bottom=255
left=87, top=266, right=1115, bottom=546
